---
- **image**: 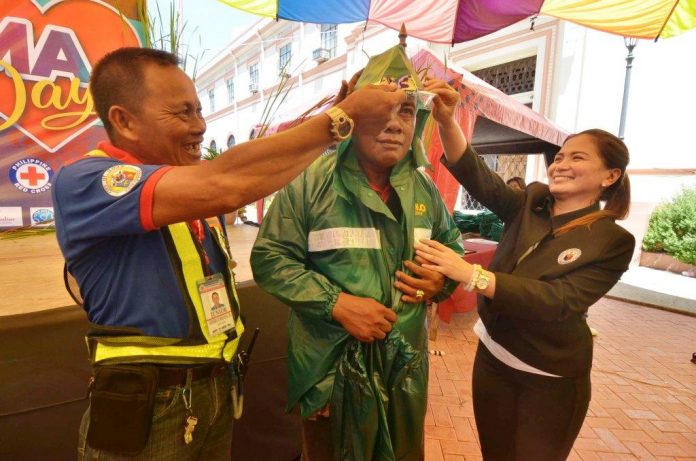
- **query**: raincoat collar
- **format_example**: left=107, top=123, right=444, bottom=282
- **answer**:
left=331, top=138, right=430, bottom=207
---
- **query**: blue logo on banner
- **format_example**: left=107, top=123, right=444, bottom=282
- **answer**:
left=9, top=158, right=54, bottom=194
left=32, top=208, right=54, bottom=224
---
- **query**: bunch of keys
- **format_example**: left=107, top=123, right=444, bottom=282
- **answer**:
left=182, top=379, right=198, bottom=444
left=184, top=415, right=198, bottom=444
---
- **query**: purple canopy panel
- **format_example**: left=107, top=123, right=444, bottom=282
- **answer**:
left=453, top=0, right=544, bottom=42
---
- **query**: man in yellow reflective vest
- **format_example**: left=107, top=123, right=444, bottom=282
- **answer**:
left=52, top=47, right=406, bottom=459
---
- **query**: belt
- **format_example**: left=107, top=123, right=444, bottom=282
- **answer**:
left=157, top=363, right=226, bottom=388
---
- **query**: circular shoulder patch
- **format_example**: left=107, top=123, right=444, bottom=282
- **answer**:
left=558, top=248, right=582, bottom=265
left=101, top=165, right=142, bottom=197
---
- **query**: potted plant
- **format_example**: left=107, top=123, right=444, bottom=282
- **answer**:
left=641, top=186, right=696, bottom=277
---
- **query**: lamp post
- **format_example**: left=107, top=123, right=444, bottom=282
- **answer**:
left=618, top=37, right=638, bottom=140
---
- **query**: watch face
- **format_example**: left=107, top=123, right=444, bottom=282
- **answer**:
left=476, top=275, right=489, bottom=290
left=338, top=122, right=352, bottom=137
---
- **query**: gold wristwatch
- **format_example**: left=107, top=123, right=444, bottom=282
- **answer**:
left=474, top=266, right=491, bottom=290
left=325, top=106, right=354, bottom=142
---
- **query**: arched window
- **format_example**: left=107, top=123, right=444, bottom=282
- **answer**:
left=227, top=134, right=236, bottom=148
left=209, top=140, right=217, bottom=151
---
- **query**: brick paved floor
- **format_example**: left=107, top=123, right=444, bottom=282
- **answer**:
left=3, top=229, right=694, bottom=459
left=424, top=298, right=696, bottom=460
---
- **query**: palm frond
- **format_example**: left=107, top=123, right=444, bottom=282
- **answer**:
left=0, top=223, right=56, bottom=240
left=256, top=55, right=296, bottom=138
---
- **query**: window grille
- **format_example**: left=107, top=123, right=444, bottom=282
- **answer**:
left=278, top=43, right=291, bottom=74
left=460, top=57, right=538, bottom=212
left=459, top=154, right=529, bottom=211
left=473, top=56, right=536, bottom=96
left=320, top=24, right=337, bottom=58
left=208, top=89, right=215, bottom=113
left=226, top=78, right=234, bottom=104
left=249, top=63, right=259, bottom=88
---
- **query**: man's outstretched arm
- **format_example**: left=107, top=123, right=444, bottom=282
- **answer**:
left=152, top=85, right=407, bottom=227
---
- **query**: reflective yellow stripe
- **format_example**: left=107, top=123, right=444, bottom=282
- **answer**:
left=168, top=222, right=219, bottom=342
left=92, top=317, right=243, bottom=364
left=167, top=222, right=245, bottom=343
left=88, top=219, right=244, bottom=365
left=95, top=340, right=226, bottom=363
left=208, top=223, right=242, bottom=309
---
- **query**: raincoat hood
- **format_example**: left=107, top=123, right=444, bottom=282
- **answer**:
left=337, top=44, right=433, bottom=164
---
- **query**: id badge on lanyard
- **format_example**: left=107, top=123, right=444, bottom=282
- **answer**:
left=197, top=273, right=235, bottom=337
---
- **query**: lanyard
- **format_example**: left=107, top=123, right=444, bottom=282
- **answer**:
left=188, top=220, right=212, bottom=276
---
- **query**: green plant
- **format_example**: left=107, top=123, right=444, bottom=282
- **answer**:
left=254, top=56, right=296, bottom=139
left=642, top=186, right=696, bottom=265
left=201, top=146, right=223, bottom=161
left=0, top=224, right=55, bottom=240
left=119, top=0, right=206, bottom=79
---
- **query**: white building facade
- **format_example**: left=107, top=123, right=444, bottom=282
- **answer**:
left=196, top=18, right=696, bottom=259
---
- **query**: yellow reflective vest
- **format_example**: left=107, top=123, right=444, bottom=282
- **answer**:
left=82, top=150, right=244, bottom=366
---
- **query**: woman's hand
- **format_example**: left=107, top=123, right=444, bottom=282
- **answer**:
left=423, top=77, right=460, bottom=126
left=422, top=77, right=468, bottom=163
left=334, top=70, right=363, bottom=106
left=415, top=239, right=473, bottom=284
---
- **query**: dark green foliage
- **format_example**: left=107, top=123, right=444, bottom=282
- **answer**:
left=642, top=187, right=696, bottom=265
left=452, top=210, right=503, bottom=241
left=476, top=211, right=500, bottom=240
left=452, top=211, right=479, bottom=233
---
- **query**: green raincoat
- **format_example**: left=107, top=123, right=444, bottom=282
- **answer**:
left=251, top=140, right=463, bottom=460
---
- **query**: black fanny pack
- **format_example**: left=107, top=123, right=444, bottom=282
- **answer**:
left=87, top=364, right=159, bottom=454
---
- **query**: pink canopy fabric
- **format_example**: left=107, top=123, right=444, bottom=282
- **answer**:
left=219, top=0, right=696, bottom=43
left=414, top=49, right=567, bottom=211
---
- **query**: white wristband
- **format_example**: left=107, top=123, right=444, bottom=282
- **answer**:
left=464, top=264, right=481, bottom=292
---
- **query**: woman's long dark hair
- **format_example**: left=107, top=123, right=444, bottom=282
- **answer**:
left=554, top=129, right=631, bottom=236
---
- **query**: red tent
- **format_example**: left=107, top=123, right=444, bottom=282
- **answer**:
left=412, top=49, right=568, bottom=211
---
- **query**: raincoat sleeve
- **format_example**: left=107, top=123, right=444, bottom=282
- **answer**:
left=251, top=176, right=342, bottom=321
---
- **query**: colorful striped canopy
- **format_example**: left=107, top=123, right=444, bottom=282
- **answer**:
left=218, top=0, right=696, bottom=43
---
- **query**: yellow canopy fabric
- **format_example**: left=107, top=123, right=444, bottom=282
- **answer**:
left=217, top=0, right=277, bottom=19
left=662, top=0, right=696, bottom=38
left=540, top=0, right=694, bottom=39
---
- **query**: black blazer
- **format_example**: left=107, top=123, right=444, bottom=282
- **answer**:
left=443, top=147, right=635, bottom=377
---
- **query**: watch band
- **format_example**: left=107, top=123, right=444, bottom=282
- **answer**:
left=464, top=264, right=481, bottom=292
left=325, top=106, right=354, bottom=142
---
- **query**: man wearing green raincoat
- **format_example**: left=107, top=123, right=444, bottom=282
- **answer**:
left=251, top=46, right=464, bottom=460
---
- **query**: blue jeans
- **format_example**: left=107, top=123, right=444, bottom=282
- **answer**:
left=78, top=371, right=233, bottom=460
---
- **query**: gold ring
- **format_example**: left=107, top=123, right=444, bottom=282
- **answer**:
left=416, top=289, right=424, bottom=300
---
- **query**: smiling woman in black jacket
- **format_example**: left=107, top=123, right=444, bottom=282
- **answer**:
left=418, top=78, right=635, bottom=461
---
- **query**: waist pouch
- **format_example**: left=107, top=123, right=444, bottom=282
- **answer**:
left=87, top=364, right=159, bottom=454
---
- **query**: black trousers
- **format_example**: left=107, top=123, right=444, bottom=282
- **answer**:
left=472, top=343, right=591, bottom=461
left=301, top=416, right=333, bottom=461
